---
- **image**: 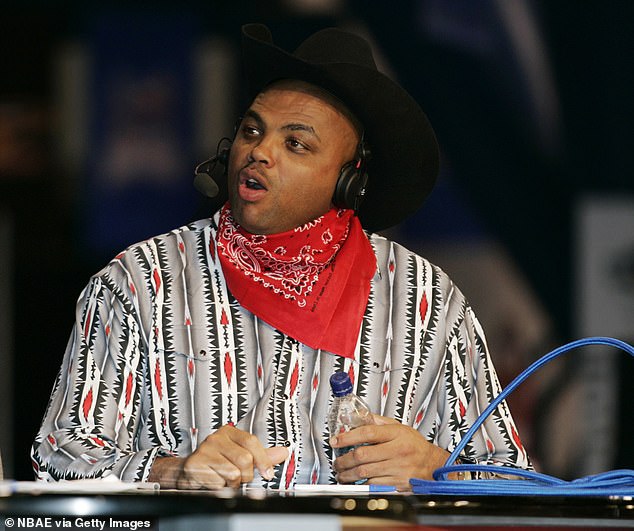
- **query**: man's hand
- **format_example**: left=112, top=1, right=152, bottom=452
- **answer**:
left=330, top=414, right=450, bottom=491
left=149, top=425, right=288, bottom=489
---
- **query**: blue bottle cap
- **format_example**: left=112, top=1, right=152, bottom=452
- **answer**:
left=330, top=371, right=353, bottom=397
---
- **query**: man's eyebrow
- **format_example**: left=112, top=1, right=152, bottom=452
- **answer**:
left=283, top=123, right=320, bottom=142
left=244, top=109, right=320, bottom=141
left=243, top=109, right=265, bottom=128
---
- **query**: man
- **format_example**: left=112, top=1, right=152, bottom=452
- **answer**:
left=32, top=24, right=530, bottom=491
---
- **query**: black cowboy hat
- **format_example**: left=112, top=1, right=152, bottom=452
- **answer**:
left=241, top=23, right=440, bottom=233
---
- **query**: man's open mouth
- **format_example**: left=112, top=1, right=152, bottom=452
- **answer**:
left=245, top=177, right=266, bottom=190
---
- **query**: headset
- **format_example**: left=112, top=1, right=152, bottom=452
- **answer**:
left=194, top=134, right=370, bottom=213
left=193, top=137, right=232, bottom=200
left=332, top=139, right=370, bottom=212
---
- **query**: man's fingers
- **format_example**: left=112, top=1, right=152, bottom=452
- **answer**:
left=331, top=423, right=393, bottom=449
left=217, top=443, right=257, bottom=485
left=168, top=426, right=294, bottom=488
left=180, top=454, right=233, bottom=490
left=335, top=458, right=391, bottom=485
left=266, top=446, right=289, bottom=465
left=223, top=428, right=290, bottom=481
left=159, top=426, right=290, bottom=489
left=333, top=440, right=384, bottom=472
left=372, top=414, right=399, bottom=425
left=334, top=451, right=413, bottom=491
left=185, top=426, right=279, bottom=486
left=255, top=446, right=288, bottom=480
left=331, top=418, right=406, bottom=450
left=230, top=430, right=278, bottom=480
left=240, top=446, right=288, bottom=481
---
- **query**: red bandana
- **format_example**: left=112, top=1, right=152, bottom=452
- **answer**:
left=216, top=204, right=376, bottom=359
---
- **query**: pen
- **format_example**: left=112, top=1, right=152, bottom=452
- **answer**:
left=293, top=484, right=396, bottom=493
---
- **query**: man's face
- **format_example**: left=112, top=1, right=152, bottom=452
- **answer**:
left=227, top=80, right=360, bottom=235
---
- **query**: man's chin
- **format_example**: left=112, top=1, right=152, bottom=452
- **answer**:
left=230, top=204, right=270, bottom=235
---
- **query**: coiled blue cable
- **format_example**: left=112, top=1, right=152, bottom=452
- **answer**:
left=411, top=336, right=634, bottom=496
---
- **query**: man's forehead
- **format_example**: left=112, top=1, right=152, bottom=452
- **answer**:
left=256, top=79, right=362, bottom=135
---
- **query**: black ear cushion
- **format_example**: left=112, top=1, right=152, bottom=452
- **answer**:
left=333, top=162, right=368, bottom=210
left=217, top=146, right=230, bottom=167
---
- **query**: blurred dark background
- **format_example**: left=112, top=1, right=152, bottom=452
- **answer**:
left=1, top=0, right=633, bottom=481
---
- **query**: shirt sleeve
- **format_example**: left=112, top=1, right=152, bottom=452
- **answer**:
left=434, top=297, right=532, bottom=472
left=31, top=270, right=169, bottom=482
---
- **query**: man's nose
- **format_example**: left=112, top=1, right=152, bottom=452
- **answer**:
left=249, top=137, right=274, bottom=167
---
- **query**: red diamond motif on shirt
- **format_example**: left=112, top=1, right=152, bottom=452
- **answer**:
left=419, top=292, right=428, bottom=323
left=82, top=388, right=93, bottom=420
left=153, top=269, right=161, bottom=293
left=125, top=372, right=133, bottom=406
left=224, top=353, right=233, bottom=386
left=289, top=361, right=299, bottom=398
left=154, top=359, right=163, bottom=400
left=285, top=450, right=296, bottom=489
left=84, top=309, right=92, bottom=339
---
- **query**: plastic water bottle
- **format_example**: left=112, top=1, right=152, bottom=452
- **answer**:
left=328, top=371, right=375, bottom=458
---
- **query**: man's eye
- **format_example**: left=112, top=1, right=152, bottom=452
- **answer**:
left=242, top=125, right=260, bottom=137
left=287, top=138, right=307, bottom=151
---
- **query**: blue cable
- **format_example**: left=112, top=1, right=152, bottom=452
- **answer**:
left=411, top=336, right=634, bottom=496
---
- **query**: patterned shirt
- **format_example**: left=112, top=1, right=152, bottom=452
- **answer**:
left=32, top=212, right=530, bottom=486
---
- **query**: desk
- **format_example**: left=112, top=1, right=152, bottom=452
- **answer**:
left=2, top=489, right=634, bottom=530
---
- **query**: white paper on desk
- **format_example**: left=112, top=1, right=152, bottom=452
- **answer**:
left=0, top=477, right=159, bottom=495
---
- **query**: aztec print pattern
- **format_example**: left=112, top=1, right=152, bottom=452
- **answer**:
left=32, top=212, right=531, bottom=484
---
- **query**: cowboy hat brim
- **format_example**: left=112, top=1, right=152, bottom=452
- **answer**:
left=240, top=23, right=440, bottom=232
